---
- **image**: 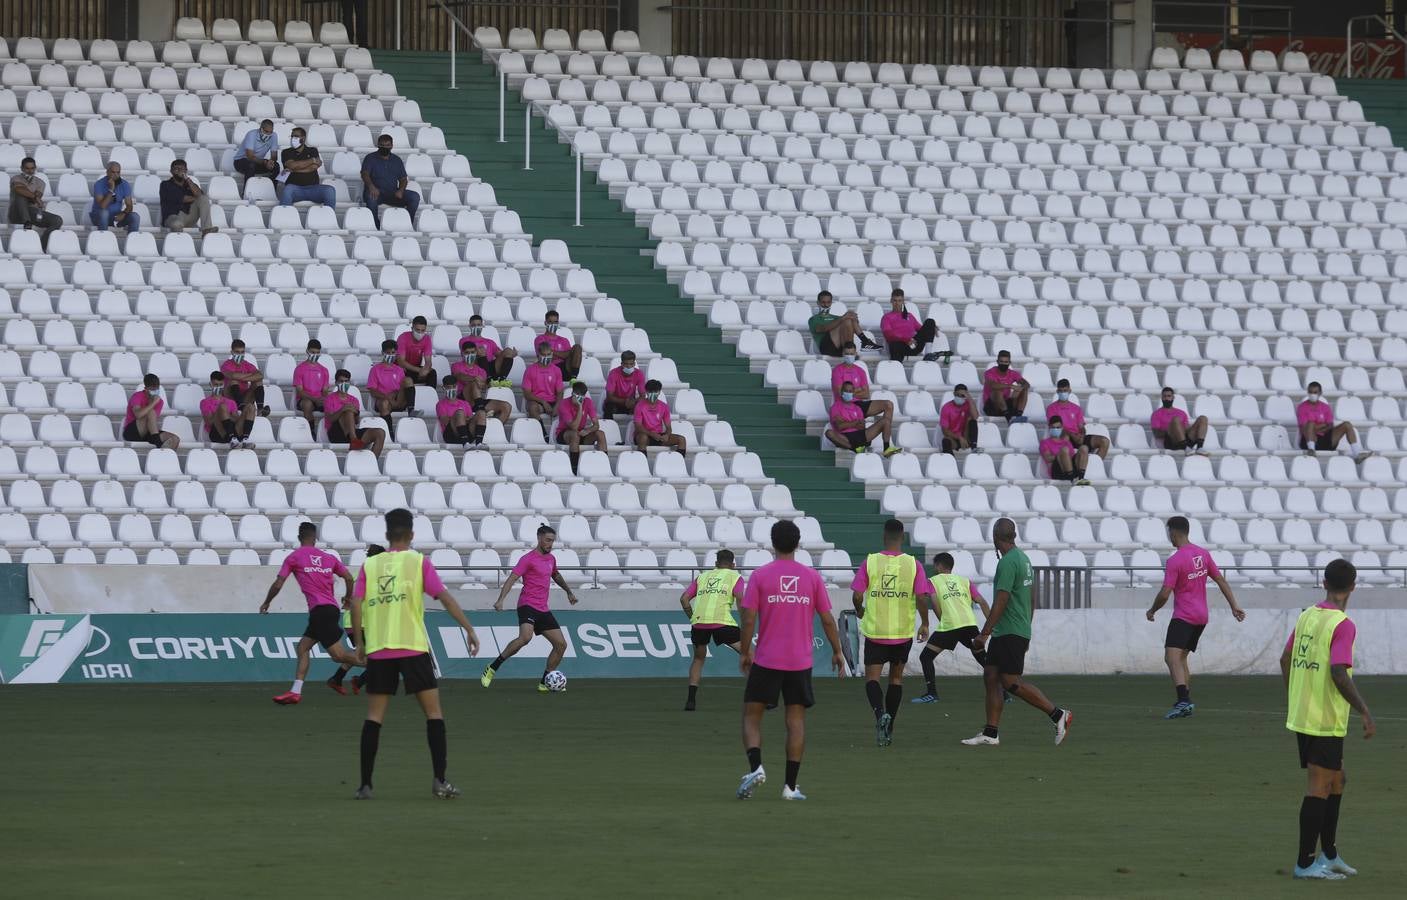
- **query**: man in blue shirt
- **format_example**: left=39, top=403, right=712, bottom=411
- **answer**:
left=360, top=134, right=419, bottom=226
left=90, top=161, right=139, bottom=231
left=235, top=119, right=280, bottom=183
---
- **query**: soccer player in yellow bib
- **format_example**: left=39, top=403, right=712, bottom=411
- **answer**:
left=350, top=509, right=480, bottom=800
left=1280, top=559, right=1375, bottom=881
left=680, top=549, right=745, bottom=711
left=850, top=519, right=933, bottom=747
left=912, top=552, right=991, bottom=704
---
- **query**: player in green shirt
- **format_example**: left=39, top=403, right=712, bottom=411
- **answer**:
left=808, top=290, right=879, bottom=357
left=961, top=518, right=1073, bottom=747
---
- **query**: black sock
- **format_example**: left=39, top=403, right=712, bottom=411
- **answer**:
left=746, top=746, right=762, bottom=772
left=1176, top=684, right=1190, bottom=704
left=687, top=684, right=698, bottom=704
left=785, top=759, right=800, bottom=790
left=147, top=434, right=164, bottom=448
left=490, top=654, right=506, bottom=671
left=359, top=720, right=381, bottom=788
left=456, top=425, right=472, bottom=445
left=919, top=647, right=938, bottom=696
left=331, top=664, right=350, bottom=684
left=541, top=669, right=549, bottom=684
left=885, top=683, right=903, bottom=719
left=1049, top=707, right=1065, bottom=724
left=1321, top=794, right=1342, bottom=860
left=982, top=724, right=999, bottom=738
left=426, top=718, right=447, bottom=782
left=472, top=424, right=485, bottom=444
left=1299, top=796, right=1326, bottom=868
left=569, top=450, right=580, bottom=474
left=865, top=679, right=884, bottom=719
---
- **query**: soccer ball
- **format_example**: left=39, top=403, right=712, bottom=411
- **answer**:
left=544, top=670, right=568, bottom=692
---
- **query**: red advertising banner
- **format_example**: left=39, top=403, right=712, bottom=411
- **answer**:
left=1171, top=33, right=1405, bottom=79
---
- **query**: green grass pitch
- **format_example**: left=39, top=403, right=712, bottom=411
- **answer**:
left=1, top=676, right=1403, bottom=899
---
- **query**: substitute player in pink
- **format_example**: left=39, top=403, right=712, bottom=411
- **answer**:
left=737, top=520, right=845, bottom=802
left=1146, top=515, right=1245, bottom=719
left=484, top=524, right=581, bottom=691
left=260, top=521, right=364, bottom=704
left=292, top=339, right=333, bottom=434
left=1297, top=381, right=1370, bottom=463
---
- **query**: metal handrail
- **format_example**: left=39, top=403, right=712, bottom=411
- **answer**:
left=1347, top=14, right=1407, bottom=78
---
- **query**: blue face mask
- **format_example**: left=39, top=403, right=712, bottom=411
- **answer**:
left=1057, top=391, right=1069, bottom=402
left=840, top=391, right=855, bottom=402
left=1050, top=426, right=1063, bottom=438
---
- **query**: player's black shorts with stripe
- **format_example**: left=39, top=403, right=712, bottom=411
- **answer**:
left=928, top=624, right=981, bottom=652
left=364, top=652, right=438, bottom=695
left=863, top=638, right=913, bottom=667
left=1296, top=732, right=1344, bottom=770
left=304, top=605, right=344, bottom=649
left=1165, top=618, right=1206, bottom=652
left=328, top=421, right=371, bottom=444
left=744, top=664, right=814, bottom=708
left=986, top=634, right=1029, bottom=675
left=518, top=605, right=562, bottom=634
left=691, top=625, right=741, bottom=646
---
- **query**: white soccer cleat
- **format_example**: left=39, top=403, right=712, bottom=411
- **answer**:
left=736, top=766, right=766, bottom=800
left=1293, top=860, right=1346, bottom=880
left=1318, top=853, right=1357, bottom=876
left=960, top=733, right=999, bottom=746
left=1054, top=709, right=1074, bottom=745
left=782, top=785, right=807, bottom=800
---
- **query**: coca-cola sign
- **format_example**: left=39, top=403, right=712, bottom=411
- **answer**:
left=1171, top=33, right=1404, bottom=78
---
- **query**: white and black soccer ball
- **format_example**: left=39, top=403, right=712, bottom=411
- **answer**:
left=544, top=670, right=568, bottom=692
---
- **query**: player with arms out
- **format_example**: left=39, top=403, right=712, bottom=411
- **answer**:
left=961, top=518, right=1073, bottom=747
left=1281, top=559, right=1374, bottom=880
left=351, top=509, right=480, bottom=800
left=1146, top=515, right=1245, bottom=719
left=737, top=520, right=845, bottom=801
left=483, top=524, right=580, bottom=691
left=260, top=522, right=364, bottom=704
left=912, top=552, right=990, bottom=704
left=680, top=549, right=745, bottom=711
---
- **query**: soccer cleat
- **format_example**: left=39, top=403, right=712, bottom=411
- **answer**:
left=782, top=785, right=807, bottom=801
left=326, top=678, right=347, bottom=696
left=1293, top=860, right=1346, bottom=880
left=353, top=785, right=373, bottom=800
left=961, top=733, right=999, bottom=746
left=876, top=712, right=894, bottom=747
left=882, top=445, right=902, bottom=457
left=349, top=436, right=366, bottom=451
left=480, top=666, right=495, bottom=688
left=538, top=683, right=550, bottom=693
left=1163, top=701, right=1194, bottom=719
left=684, top=699, right=696, bottom=711
left=1054, top=709, right=1074, bottom=745
left=350, top=675, right=364, bottom=695
left=1010, top=415, right=1028, bottom=424
left=432, top=779, right=462, bottom=799
left=1319, top=854, right=1357, bottom=876
left=911, top=693, right=939, bottom=704
left=736, top=767, right=766, bottom=800
left=853, top=444, right=866, bottom=454
left=272, top=691, right=301, bottom=705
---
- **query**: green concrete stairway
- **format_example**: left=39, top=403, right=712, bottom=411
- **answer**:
left=374, top=49, right=893, bottom=558
left=1339, top=79, right=1407, bottom=148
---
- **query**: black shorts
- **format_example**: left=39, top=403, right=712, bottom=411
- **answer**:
left=364, top=652, right=438, bottom=695
left=863, top=638, right=912, bottom=667
left=840, top=429, right=869, bottom=451
left=691, top=625, right=741, bottom=647
left=1163, top=437, right=1189, bottom=451
left=986, top=634, right=1029, bottom=675
left=403, top=366, right=436, bottom=386
left=602, top=400, right=633, bottom=417
left=300, top=397, right=325, bottom=412
left=328, top=421, right=370, bottom=444
left=928, top=625, right=981, bottom=652
left=471, top=398, right=488, bottom=413
left=636, top=433, right=669, bottom=447
left=517, top=606, right=562, bottom=635
left=556, top=427, right=600, bottom=444
left=1299, top=432, right=1335, bottom=452
left=817, top=333, right=841, bottom=356
left=1080, top=435, right=1101, bottom=450
left=121, top=421, right=145, bottom=442
left=743, top=664, right=814, bottom=708
left=982, top=398, right=1009, bottom=417
left=304, top=605, right=344, bottom=650
left=1296, top=732, right=1344, bottom=771
left=854, top=399, right=874, bottom=418
left=1165, top=618, right=1206, bottom=652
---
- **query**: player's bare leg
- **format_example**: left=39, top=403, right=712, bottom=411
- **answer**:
left=274, top=637, right=317, bottom=705
left=538, top=629, right=568, bottom=691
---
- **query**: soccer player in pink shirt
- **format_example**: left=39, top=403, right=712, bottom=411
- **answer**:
left=938, top=383, right=978, bottom=454
left=1039, top=416, right=1088, bottom=483
left=200, top=370, right=256, bottom=450
left=326, top=368, right=387, bottom=456
left=879, top=288, right=941, bottom=362
left=122, top=373, right=180, bottom=449
left=460, top=314, right=517, bottom=385
left=632, top=379, right=687, bottom=454
left=830, top=341, right=894, bottom=425
left=523, top=341, right=565, bottom=434
left=1146, top=516, right=1245, bottom=719
left=293, top=339, right=332, bottom=434
left=603, top=349, right=646, bottom=420
left=221, top=338, right=270, bottom=419
left=537, top=309, right=583, bottom=382
left=259, top=521, right=363, bottom=704
left=484, top=524, right=582, bottom=691
left=679, top=548, right=746, bottom=711
left=737, top=520, right=845, bottom=801
left=368, top=339, right=415, bottom=418
left=396, top=315, right=437, bottom=396
left=557, top=380, right=608, bottom=473
left=982, top=349, right=1029, bottom=423
left=1297, top=381, right=1370, bottom=463
left=450, top=344, right=513, bottom=429
left=826, top=379, right=898, bottom=455
left=1047, top=378, right=1109, bottom=460
left=1151, top=386, right=1209, bottom=455
left=436, top=374, right=484, bottom=446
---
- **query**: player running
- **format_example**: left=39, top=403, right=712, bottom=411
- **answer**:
left=851, top=519, right=932, bottom=746
left=912, top=552, right=990, bottom=704
left=737, top=520, right=845, bottom=801
left=260, top=522, right=363, bottom=704
left=1146, top=515, right=1245, bottom=719
left=327, top=544, right=384, bottom=694
left=680, top=549, right=745, bottom=711
left=1281, top=559, right=1374, bottom=880
left=483, top=524, right=580, bottom=691
left=961, top=518, right=1073, bottom=747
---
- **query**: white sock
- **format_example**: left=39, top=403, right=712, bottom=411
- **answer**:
left=1348, top=442, right=1363, bottom=455
left=291, top=679, right=304, bottom=694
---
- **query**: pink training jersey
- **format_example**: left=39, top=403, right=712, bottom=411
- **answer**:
left=742, top=559, right=832, bottom=671
left=880, top=310, right=919, bottom=343
left=292, top=361, right=330, bottom=399
left=396, top=331, right=432, bottom=367
left=938, top=398, right=972, bottom=436
left=633, top=399, right=671, bottom=434
left=199, top=395, right=237, bottom=434
left=280, top=545, right=350, bottom=609
left=1039, top=436, right=1070, bottom=474
left=1162, top=543, right=1221, bottom=626
left=556, top=395, right=599, bottom=436
left=851, top=551, right=934, bottom=645
left=606, top=366, right=645, bottom=401
left=537, top=333, right=571, bottom=354
left=522, top=363, right=563, bottom=404
left=512, top=550, right=558, bottom=612
left=982, top=366, right=1023, bottom=404
left=1296, top=400, right=1333, bottom=430
left=1283, top=603, right=1356, bottom=667
left=366, top=362, right=404, bottom=396
left=1045, top=400, right=1085, bottom=436
left=830, top=362, right=869, bottom=402
left=1150, top=406, right=1188, bottom=434
left=450, top=360, right=488, bottom=398
left=123, top=389, right=162, bottom=427
left=220, top=358, right=260, bottom=381
left=435, top=396, right=472, bottom=423
left=459, top=334, right=500, bottom=362
left=829, top=399, right=865, bottom=430
left=323, top=390, right=360, bottom=418
left=352, top=550, right=448, bottom=658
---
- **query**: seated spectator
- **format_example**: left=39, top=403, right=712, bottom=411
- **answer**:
left=557, top=380, right=608, bottom=473
left=604, top=350, right=646, bottom=422
left=159, top=159, right=216, bottom=235
left=279, top=126, right=336, bottom=207
left=460, top=314, right=517, bottom=386
left=981, top=350, right=1029, bottom=423
left=122, top=374, right=179, bottom=449
left=633, top=379, right=687, bottom=455
left=1298, top=381, right=1371, bottom=462
left=222, top=339, right=270, bottom=418
left=326, top=368, right=386, bottom=456
left=880, top=288, right=941, bottom=362
left=522, top=341, right=565, bottom=431
left=90, top=162, right=139, bottom=232
left=451, top=343, right=512, bottom=427
left=537, top=309, right=583, bottom=382
left=201, top=370, right=256, bottom=450
left=830, top=341, right=894, bottom=426
left=1150, top=386, right=1209, bottom=455
left=938, top=384, right=978, bottom=454
left=8, top=156, right=62, bottom=249
left=361, top=133, right=419, bottom=225
left=437, top=374, right=484, bottom=446
left=1046, top=378, right=1109, bottom=459
left=826, top=379, right=897, bottom=455
left=397, top=315, right=438, bottom=391
left=293, top=339, right=332, bottom=433
left=368, top=339, right=415, bottom=417
left=235, top=118, right=280, bottom=183
left=809, top=290, right=879, bottom=356
left=1040, top=417, right=1088, bottom=484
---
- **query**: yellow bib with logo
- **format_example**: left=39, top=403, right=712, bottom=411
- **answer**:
left=360, top=550, right=430, bottom=656
left=860, top=552, right=918, bottom=640
left=691, top=568, right=740, bottom=626
left=1286, top=605, right=1351, bottom=737
left=930, top=573, right=978, bottom=631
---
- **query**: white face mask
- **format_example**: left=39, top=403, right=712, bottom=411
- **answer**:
left=1308, top=393, right=1322, bottom=403
left=382, top=353, right=396, bottom=364
left=147, top=387, right=160, bottom=397
left=842, top=354, right=856, bottom=364
left=621, top=365, right=636, bottom=375
left=412, top=329, right=426, bottom=340
left=336, top=382, right=350, bottom=394
left=573, top=392, right=587, bottom=404
left=291, top=136, right=304, bottom=148
left=1057, top=391, right=1069, bottom=402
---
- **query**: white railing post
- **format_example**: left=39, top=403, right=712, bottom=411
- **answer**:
left=449, top=22, right=457, bottom=90
left=523, top=103, right=532, bottom=170
left=498, top=68, right=506, bottom=143
left=574, top=142, right=582, bottom=227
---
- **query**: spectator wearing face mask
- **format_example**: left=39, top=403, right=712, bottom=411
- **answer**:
left=279, top=126, right=336, bottom=207
left=201, top=370, right=257, bottom=450
left=604, top=350, right=646, bottom=423
left=1297, top=381, right=1371, bottom=463
left=1040, top=416, right=1088, bottom=484
left=826, top=379, right=897, bottom=455
left=397, top=315, right=438, bottom=394
left=235, top=118, right=280, bottom=183
left=523, top=341, right=566, bottom=434
left=1150, top=386, right=1209, bottom=456
left=437, top=374, right=485, bottom=446
left=361, top=134, right=419, bottom=225
left=809, top=290, right=880, bottom=357
left=536, top=310, right=583, bottom=382
left=326, top=369, right=386, bottom=456
left=459, top=314, right=517, bottom=386
left=830, top=341, right=894, bottom=429
left=1045, top=378, right=1109, bottom=460
left=451, top=343, right=513, bottom=430
left=938, top=384, right=978, bottom=454
left=633, top=379, right=687, bottom=455
left=159, top=159, right=217, bottom=235
left=293, top=339, right=332, bottom=433
left=880, top=288, right=943, bottom=362
left=222, top=339, right=270, bottom=420
left=90, top=161, right=139, bottom=232
left=122, top=373, right=180, bottom=449
left=981, top=350, right=1029, bottom=423
left=9, top=156, right=63, bottom=249
left=558, top=381, right=609, bottom=473
left=368, top=339, right=416, bottom=418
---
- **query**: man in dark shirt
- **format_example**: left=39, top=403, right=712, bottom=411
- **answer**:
left=360, top=134, right=419, bottom=226
left=9, top=156, right=63, bottom=248
left=159, top=159, right=217, bottom=235
left=279, top=126, right=336, bottom=207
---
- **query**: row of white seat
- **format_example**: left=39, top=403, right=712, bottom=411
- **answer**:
left=2, top=89, right=421, bottom=129
left=3, top=33, right=366, bottom=68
